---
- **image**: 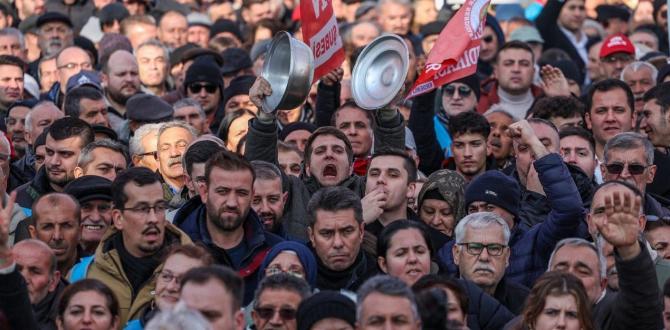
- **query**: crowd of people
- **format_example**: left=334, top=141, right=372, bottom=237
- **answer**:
left=0, top=0, right=668, bottom=329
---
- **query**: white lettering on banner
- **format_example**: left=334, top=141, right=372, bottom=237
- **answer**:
left=310, top=15, right=342, bottom=67
left=425, top=63, right=443, bottom=72
left=434, top=46, right=479, bottom=77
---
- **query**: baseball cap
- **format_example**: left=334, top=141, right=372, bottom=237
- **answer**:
left=66, top=71, right=103, bottom=93
left=600, top=33, right=635, bottom=58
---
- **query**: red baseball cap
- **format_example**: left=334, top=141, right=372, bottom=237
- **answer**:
left=599, top=33, right=635, bottom=58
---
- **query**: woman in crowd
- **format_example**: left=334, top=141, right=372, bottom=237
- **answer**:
left=377, top=220, right=435, bottom=286
left=258, top=241, right=318, bottom=287
left=125, top=244, right=214, bottom=330
left=416, top=170, right=467, bottom=237
left=217, top=109, right=256, bottom=153
left=57, top=279, right=120, bottom=330
left=514, top=271, right=594, bottom=330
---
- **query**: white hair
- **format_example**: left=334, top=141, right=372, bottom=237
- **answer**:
left=620, top=61, right=659, bottom=82
left=145, top=302, right=212, bottom=330
left=129, top=123, right=162, bottom=156
left=548, top=237, right=607, bottom=279
left=454, top=212, right=511, bottom=245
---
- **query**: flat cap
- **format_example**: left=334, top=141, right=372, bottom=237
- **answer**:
left=221, top=48, right=252, bottom=75
left=37, top=12, right=73, bottom=28
left=64, top=175, right=113, bottom=204
left=19, top=15, right=39, bottom=34
left=596, top=5, right=631, bottom=22
left=99, top=3, right=130, bottom=25
left=126, top=94, right=174, bottom=122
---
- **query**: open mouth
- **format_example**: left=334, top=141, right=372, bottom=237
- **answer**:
left=323, top=164, right=338, bottom=178
left=83, top=224, right=105, bottom=231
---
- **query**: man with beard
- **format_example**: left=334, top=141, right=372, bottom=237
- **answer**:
left=30, top=13, right=74, bottom=79
left=69, top=167, right=191, bottom=325
left=173, top=150, right=283, bottom=304
left=15, top=117, right=93, bottom=217
left=29, top=193, right=82, bottom=274
left=245, top=76, right=405, bottom=240
left=250, top=161, right=288, bottom=237
left=64, top=175, right=113, bottom=255
left=101, top=49, right=141, bottom=137
left=6, top=100, right=34, bottom=159
left=156, top=121, right=196, bottom=209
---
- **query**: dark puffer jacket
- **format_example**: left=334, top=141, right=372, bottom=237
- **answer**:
left=439, top=153, right=585, bottom=288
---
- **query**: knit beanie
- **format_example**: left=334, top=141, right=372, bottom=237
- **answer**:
left=222, top=75, right=256, bottom=108
left=449, top=74, right=481, bottom=100
left=465, top=170, right=520, bottom=219
left=297, top=291, right=356, bottom=330
left=183, top=58, right=223, bottom=91
left=279, top=122, right=317, bottom=141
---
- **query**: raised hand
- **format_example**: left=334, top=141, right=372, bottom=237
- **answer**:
left=594, top=190, right=643, bottom=259
left=362, top=187, right=387, bottom=224
left=507, top=120, right=549, bottom=159
left=539, top=65, right=571, bottom=97
left=321, top=68, right=344, bottom=86
left=249, top=77, right=273, bottom=110
left=0, top=192, right=16, bottom=267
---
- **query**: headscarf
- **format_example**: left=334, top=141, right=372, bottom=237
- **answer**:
left=258, top=241, right=318, bottom=288
left=417, top=169, right=467, bottom=224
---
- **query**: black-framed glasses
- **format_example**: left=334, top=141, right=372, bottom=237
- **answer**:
left=443, top=84, right=472, bottom=97
left=188, top=83, right=217, bottom=94
left=121, top=202, right=169, bottom=215
left=254, top=306, right=297, bottom=320
left=458, top=242, right=507, bottom=256
left=136, top=151, right=157, bottom=159
left=605, top=162, right=649, bottom=175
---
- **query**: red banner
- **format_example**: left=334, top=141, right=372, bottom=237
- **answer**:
left=301, top=0, right=345, bottom=81
left=406, top=0, right=490, bottom=99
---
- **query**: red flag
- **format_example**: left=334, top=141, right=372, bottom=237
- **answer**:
left=301, top=0, right=345, bottom=81
left=406, top=0, right=490, bottom=99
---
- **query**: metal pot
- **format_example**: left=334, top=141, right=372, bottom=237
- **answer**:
left=261, top=31, right=315, bottom=113
left=351, top=33, right=409, bottom=110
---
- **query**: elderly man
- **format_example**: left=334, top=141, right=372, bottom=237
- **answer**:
left=64, top=175, right=113, bottom=255
left=621, top=61, right=658, bottom=112
left=452, top=212, right=530, bottom=315
left=156, top=121, right=196, bottom=207
left=251, top=274, right=311, bottom=330
left=135, top=39, right=170, bottom=97
left=48, top=46, right=92, bottom=107
left=69, top=167, right=191, bottom=325
left=64, top=85, right=110, bottom=128
left=157, top=11, right=187, bottom=50
left=549, top=180, right=663, bottom=330
left=35, top=12, right=74, bottom=59
left=173, top=98, right=209, bottom=135
left=129, top=123, right=161, bottom=172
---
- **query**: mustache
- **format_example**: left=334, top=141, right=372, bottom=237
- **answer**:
left=142, top=224, right=161, bottom=235
left=474, top=265, right=496, bottom=273
left=168, top=156, right=182, bottom=166
left=49, top=240, right=67, bottom=250
left=218, top=205, right=239, bottom=215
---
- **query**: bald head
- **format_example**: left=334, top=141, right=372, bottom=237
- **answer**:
left=26, top=102, right=64, bottom=145
left=56, top=46, right=93, bottom=93
left=13, top=239, right=56, bottom=272
left=104, top=49, right=137, bottom=74
left=13, top=239, right=60, bottom=304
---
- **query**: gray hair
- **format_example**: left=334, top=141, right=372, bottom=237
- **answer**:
left=548, top=237, right=606, bottom=279
left=376, top=0, right=411, bottom=11
left=129, top=123, right=162, bottom=156
left=77, top=139, right=130, bottom=168
left=251, top=160, right=283, bottom=185
left=356, top=275, right=420, bottom=322
left=145, top=302, right=212, bottom=330
left=158, top=121, right=198, bottom=142
left=583, top=19, right=605, bottom=39
left=0, top=28, right=25, bottom=49
left=174, top=98, right=206, bottom=118
left=483, top=104, right=520, bottom=122
left=603, top=132, right=654, bottom=165
left=620, top=61, right=659, bottom=82
left=25, top=101, right=58, bottom=133
left=136, top=39, right=170, bottom=64
left=252, top=273, right=311, bottom=309
left=454, top=212, right=511, bottom=245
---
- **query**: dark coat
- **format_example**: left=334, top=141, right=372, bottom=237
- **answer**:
left=15, top=166, right=56, bottom=216
left=407, top=90, right=443, bottom=176
left=45, top=0, right=96, bottom=33
left=493, top=278, right=530, bottom=316
left=456, top=279, right=515, bottom=330
left=0, top=266, right=40, bottom=330
left=648, top=149, right=670, bottom=208
left=439, top=153, right=585, bottom=288
left=311, top=245, right=379, bottom=292
left=9, top=151, right=35, bottom=192
left=593, top=241, right=663, bottom=330
left=173, top=200, right=284, bottom=304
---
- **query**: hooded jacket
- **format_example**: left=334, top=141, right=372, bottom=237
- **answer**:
left=439, top=153, right=585, bottom=288
left=257, top=241, right=317, bottom=287
left=72, top=223, right=192, bottom=325
left=173, top=200, right=284, bottom=304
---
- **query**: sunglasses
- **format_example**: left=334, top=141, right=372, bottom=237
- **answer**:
left=482, top=35, right=494, bottom=43
left=605, top=162, right=648, bottom=175
left=254, top=307, right=297, bottom=320
left=188, top=83, right=217, bottom=94
left=443, top=85, right=472, bottom=97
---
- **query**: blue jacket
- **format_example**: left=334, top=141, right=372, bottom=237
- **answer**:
left=173, top=197, right=284, bottom=304
left=438, top=153, right=585, bottom=287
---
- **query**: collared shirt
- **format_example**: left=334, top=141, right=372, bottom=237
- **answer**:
left=558, top=24, right=589, bottom=65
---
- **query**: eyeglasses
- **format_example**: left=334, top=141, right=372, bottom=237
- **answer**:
left=58, top=62, right=93, bottom=71
left=254, top=306, right=297, bottom=320
left=602, top=54, right=634, bottom=64
left=605, top=162, right=649, bottom=175
left=457, top=242, right=507, bottom=256
left=482, top=35, right=494, bottom=43
left=443, top=84, right=472, bottom=97
left=188, top=83, right=217, bottom=94
left=121, top=202, right=169, bottom=215
left=136, top=151, right=157, bottom=159
left=158, top=270, right=182, bottom=284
